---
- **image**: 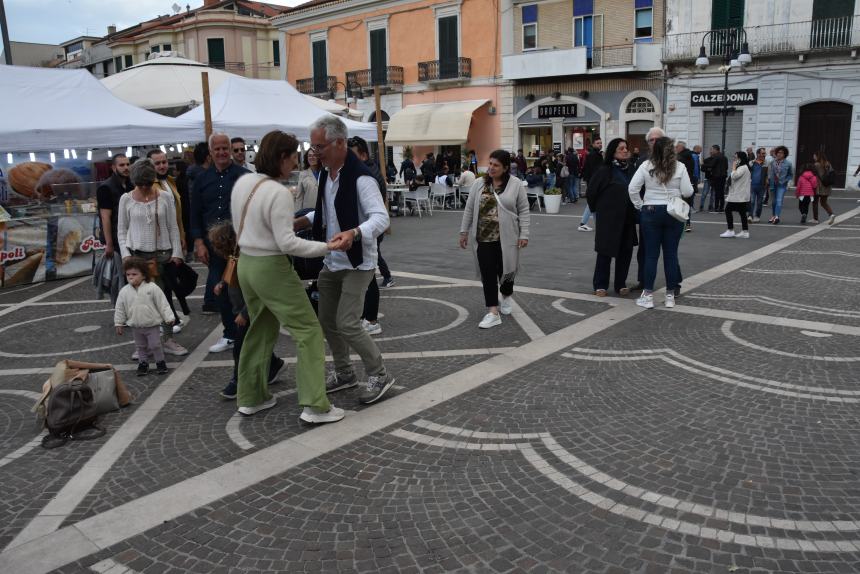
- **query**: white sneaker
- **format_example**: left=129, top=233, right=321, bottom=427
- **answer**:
left=499, top=296, right=513, bottom=315
left=172, top=323, right=183, bottom=334
left=299, top=405, right=345, bottom=424
left=131, top=350, right=139, bottom=361
left=636, top=294, right=654, bottom=309
left=162, top=339, right=189, bottom=356
left=737, top=231, right=749, bottom=238
left=720, top=230, right=736, bottom=238
left=362, top=319, right=383, bottom=335
left=209, top=337, right=234, bottom=353
left=828, top=214, right=837, bottom=225
left=238, top=396, right=277, bottom=416
left=747, top=215, right=752, bottom=222
left=577, top=224, right=593, bottom=232
left=665, top=293, right=675, bottom=308
left=752, top=217, right=760, bottom=223
left=478, top=313, right=502, bottom=329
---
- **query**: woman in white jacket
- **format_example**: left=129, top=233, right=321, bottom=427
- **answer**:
left=721, top=150, right=752, bottom=238
left=628, top=137, right=694, bottom=309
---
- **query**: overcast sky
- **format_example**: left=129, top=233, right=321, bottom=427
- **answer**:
left=4, top=0, right=304, bottom=45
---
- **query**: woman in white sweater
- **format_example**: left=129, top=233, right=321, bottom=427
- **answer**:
left=231, top=130, right=344, bottom=423
left=628, top=137, right=694, bottom=309
left=721, top=150, right=752, bottom=238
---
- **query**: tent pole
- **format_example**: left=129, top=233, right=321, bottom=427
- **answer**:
left=202, top=72, right=212, bottom=140
left=374, top=86, right=390, bottom=232
left=0, top=0, right=13, bottom=65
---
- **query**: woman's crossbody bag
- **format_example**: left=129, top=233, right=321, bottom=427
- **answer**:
left=222, top=177, right=269, bottom=288
left=664, top=182, right=690, bottom=223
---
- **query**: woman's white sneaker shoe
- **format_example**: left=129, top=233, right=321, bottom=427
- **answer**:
left=665, top=293, right=676, bottom=308
left=499, top=296, right=513, bottom=315
left=478, top=313, right=502, bottom=328
left=299, top=405, right=345, bottom=424
left=238, top=397, right=277, bottom=416
left=719, top=230, right=736, bottom=238
left=737, top=231, right=749, bottom=238
left=636, top=294, right=654, bottom=309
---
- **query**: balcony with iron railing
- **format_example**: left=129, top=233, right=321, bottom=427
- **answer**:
left=663, top=16, right=860, bottom=62
left=296, top=75, right=337, bottom=96
left=206, top=61, right=247, bottom=73
left=345, top=66, right=404, bottom=92
left=418, top=57, right=471, bottom=82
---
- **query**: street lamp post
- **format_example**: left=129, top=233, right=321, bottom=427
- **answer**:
left=329, top=80, right=364, bottom=109
left=696, top=28, right=752, bottom=156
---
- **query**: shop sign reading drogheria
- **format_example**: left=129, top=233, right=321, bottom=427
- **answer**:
left=690, top=89, right=758, bottom=107
left=538, top=104, right=578, bottom=118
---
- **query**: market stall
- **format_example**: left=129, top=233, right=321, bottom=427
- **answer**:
left=0, top=65, right=203, bottom=288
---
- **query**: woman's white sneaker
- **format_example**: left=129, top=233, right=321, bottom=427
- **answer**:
left=478, top=313, right=502, bottom=328
left=665, top=293, right=676, bottom=308
left=719, top=230, right=736, bottom=238
left=299, top=405, right=345, bottom=424
left=737, top=230, right=749, bottom=238
left=499, top=296, right=513, bottom=315
left=238, top=396, right=277, bottom=416
left=636, top=294, right=654, bottom=309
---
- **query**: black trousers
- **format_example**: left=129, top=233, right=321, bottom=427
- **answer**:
left=710, top=178, right=726, bottom=211
left=798, top=196, right=812, bottom=216
left=476, top=241, right=513, bottom=307
left=725, top=202, right=748, bottom=230
left=593, top=248, right=633, bottom=292
left=377, top=234, right=391, bottom=280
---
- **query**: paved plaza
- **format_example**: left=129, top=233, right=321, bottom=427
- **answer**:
left=2, top=197, right=860, bottom=574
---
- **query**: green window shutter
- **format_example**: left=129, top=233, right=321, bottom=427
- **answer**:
left=312, top=40, right=328, bottom=92
left=370, top=29, right=386, bottom=85
left=438, top=15, right=458, bottom=78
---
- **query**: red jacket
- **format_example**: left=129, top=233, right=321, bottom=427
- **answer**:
left=795, top=170, right=818, bottom=197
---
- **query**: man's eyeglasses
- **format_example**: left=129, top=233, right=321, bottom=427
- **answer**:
left=232, top=148, right=244, bottom=153
left=310, top=140, right=335, bottom=153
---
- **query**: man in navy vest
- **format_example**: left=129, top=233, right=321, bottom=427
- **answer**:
left=309, top=116, right=395, bottom=405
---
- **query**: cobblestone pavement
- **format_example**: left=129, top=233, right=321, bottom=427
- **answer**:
left=1, top=201, right=860, bottom=573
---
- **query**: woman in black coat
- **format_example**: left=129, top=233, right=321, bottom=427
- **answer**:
left=586, top=138, right=638, bottom=296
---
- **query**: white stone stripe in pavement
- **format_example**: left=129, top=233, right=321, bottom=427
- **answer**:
left=562, top=349, right=860, bottom=402
left=670, top=305, right=860, bottom=337
left=721, top=320, right=860, bottom=362
left=0, top=276, right=90, bottom=319
left=90, top=557, right=139, bottom=574
left=1, top=213, right=856, bottom=573
left=782, top=250, right=860, bottom=258
left=507, top=297, right=545, bottom=341
left=550, top=298, right=586, bottom=317
left=681, top=293, right=860, bottom=319
left=399, top=422, right=860, bottom=535
left=740, top=268, right=860, bottom=283
left=4, top=323, right=225, bottom=552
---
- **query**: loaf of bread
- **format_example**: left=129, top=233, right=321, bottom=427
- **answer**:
left=8, top=162, right=52, bottom=198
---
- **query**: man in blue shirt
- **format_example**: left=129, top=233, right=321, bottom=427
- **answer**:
left=190, top=132, right=248, bottom=353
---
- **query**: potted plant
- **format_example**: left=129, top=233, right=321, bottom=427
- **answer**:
left=544, top=187, right=563, bottom=214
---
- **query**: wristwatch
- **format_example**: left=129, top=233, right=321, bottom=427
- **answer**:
left=353, top=227, right=362, bottom=241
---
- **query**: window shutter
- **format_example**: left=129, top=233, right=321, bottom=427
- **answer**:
left=438, top=15, right=458, bottom=78
left=312, top=40, right=328, bottom=93
left=370, top=29, right=387, bottom=85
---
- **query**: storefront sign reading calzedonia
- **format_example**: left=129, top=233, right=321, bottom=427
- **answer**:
left=690, top=89, right=758, bottom=107
left=538, top=104, right=577, bottom=118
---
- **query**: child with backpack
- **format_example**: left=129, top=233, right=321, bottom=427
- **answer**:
left=208, top=221, right=285, bottom=399
left=114, top=257, right=174, bottom=376
left=795, top=163, right=818, bottom=225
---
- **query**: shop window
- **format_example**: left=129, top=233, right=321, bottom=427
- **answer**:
left=626, top=97, right=655, bottom=113
left=522, top=4, right=537, bottom=51
left=635, top=8, right=653, bottom=39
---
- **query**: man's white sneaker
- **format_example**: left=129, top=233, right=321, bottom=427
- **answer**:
left=299, top=405, right=345, bottom=424
left=361, top=319, right=383, bottom=335
left=577, top=224, right=593, bottom=232
left=665, top=293, right=675, bottom=308
left=737, top=231, right=749, bottom=238
left=828, top=214, right=837, bottom=225
left=499, top=296, right=513, bottom=315
left=478, top=313, right=502, bottom=328
left=752, top=217, right=760, bottom=223
left=719, top=230, right=736, bottom=238
left=163, top=339, right=189, bottom=356
left=237, top=397, right=277, bottom=416
left=209, top=337, right=234, bottom=353
left=636, top=294, right=654, bottom=309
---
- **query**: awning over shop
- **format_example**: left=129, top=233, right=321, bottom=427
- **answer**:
left=384, top=99, right=489, bottom=146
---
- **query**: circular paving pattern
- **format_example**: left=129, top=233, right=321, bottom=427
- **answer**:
left=0, top=309, right=131, bottom=358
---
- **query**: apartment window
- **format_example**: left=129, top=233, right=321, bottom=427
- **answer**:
left=273, top=39, right=280, bottom=66
left=626, top=97, right=655, bottom=113
left=102, top=61, right=110, bottom=77
left=635, top=8, right=653, bottom=39
left=207, top=38, right=226, bottom=69
left=151, top=45, right=160, bottom=54
left=522, top=5, right=537, bottom=50
left=124, top=54, right=133, bottom=68
left=312, top=39, right=328, bottom=93
left=437, top=14, right=459, bottom=78
left=163, top=43, right=171, bottom=52
left=114, top=56, right=122, bottom=72
left=369, top=28, right=387, bottom=84
left=574, top=16, right=592, bottom=48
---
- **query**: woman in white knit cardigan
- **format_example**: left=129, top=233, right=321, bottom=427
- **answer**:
left=459, top=150, right=530, bottom=329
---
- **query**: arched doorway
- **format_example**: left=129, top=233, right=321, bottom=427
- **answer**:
left=797, top=101, right=852, bottom=187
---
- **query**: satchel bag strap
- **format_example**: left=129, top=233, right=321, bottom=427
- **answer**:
left=492, top=186, right=519, bottom=222
left=154, top=191, right=159, bottom=248
left=233, top=177, right=271, bottom=257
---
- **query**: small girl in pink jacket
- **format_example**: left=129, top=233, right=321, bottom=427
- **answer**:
left=795, top=163, right=818, bottom=224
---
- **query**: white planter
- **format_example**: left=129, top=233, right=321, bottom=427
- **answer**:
left=544, top=194, right=562, bottom=214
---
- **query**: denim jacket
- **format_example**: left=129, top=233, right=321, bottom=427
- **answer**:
left=769, top=159, right=793, bottom=187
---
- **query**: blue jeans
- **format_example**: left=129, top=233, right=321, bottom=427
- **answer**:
left=771, top=184, right=788, bottom=218
left=640, top=205, right=684, bottom=292
left=205, top=240, right=237, bottom=340
left=567, top=177, right=580, bottom=202
left=698, top=180, right=712, bottom=211
left=750, top=184, right=765, bottom=218
left=581, top=205, right=593, bottom=226
left=547, top=173, right=556, bottom=190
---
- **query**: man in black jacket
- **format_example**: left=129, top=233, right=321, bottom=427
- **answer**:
left=702, top=145, right=728, bottom=212
left=96, top=154, right=133, bottom=258
left=676, top=141, right=695, bottom=232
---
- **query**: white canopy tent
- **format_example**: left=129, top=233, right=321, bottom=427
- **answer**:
left=305, top=94, right=365, bottom=120
left=385, top=99, right=489, bottom=146
left=0, top=65, right=204, bottom=153
left=178, top=75, right=378, bottom=142
left=100, top=54, right=237, bottom=115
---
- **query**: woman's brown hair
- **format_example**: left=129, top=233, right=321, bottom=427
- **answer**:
left=648, top=137, right=677, bottom=185
left=207, top=221, right=237, bottom=259
left=254, top=130, right=299, bottom=178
